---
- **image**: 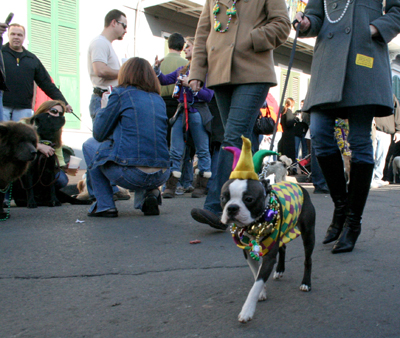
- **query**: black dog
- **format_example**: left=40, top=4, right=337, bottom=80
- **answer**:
left=0, top=122, right=38, bottom=218
left=220, top=178, right=315, bottom=323
left=13, top=114, right=65, bottom=208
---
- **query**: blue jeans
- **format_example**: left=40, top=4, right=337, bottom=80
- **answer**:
left=89, top=94, right=101, bottom=121
left=295, top=135, right=308, bottom=159
left=310, top=142, right=328, bottom=191
left=3, top=106, right=33, bottom=121
left=55, top=170, right=69, bottom=190
left=204, top=83, right=271, bottom=213
left=83, top=137, right=170, bottom=213
left=87, top=93, right=119, bottom=196
left=170, top=111, right=211, bottom=173
left=310, top=106, right=375, bottom=164
left=179, top=144, right=194, bottom=188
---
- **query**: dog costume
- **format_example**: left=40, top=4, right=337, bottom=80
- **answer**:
left=228, top=137, right=304, bottom=260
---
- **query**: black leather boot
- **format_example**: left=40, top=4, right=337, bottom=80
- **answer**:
left=332, top=162, right=374, bottom=254
left=316, top=151, right=348, bottom=244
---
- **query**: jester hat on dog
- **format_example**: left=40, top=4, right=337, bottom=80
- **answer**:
left=227, top=136, right=279, bottom=180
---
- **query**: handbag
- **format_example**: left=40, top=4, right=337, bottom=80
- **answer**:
left=254, top=106, right=275, bottom=135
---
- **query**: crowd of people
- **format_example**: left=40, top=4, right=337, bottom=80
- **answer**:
left=1, top=1, right=400, bottom=255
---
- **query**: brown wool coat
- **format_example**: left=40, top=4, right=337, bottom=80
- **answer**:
left=189, top=0, right=291, bottom=88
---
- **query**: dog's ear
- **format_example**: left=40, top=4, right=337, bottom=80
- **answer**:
left=260, top=178, right=272, bottom=194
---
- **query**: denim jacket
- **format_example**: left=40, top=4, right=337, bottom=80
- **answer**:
left=89, top=86, right=170, bottom=169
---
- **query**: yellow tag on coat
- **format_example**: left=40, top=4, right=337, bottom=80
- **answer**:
left=355, top=54, right=374, bottom=68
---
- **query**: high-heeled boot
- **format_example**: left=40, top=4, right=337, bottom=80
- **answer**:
left=332, top=162, right=374, bottom=254
left=316, top=151, right=348, bottom=244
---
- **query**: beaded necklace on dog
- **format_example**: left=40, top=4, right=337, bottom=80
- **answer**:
left=231, top=182, right=304, bottom=261
left=231, top=193, right=280, bottom=260
left=213, top=0, right=238, bottom=32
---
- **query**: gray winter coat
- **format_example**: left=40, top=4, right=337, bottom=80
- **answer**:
left=300, top=0, right=400, bottom=117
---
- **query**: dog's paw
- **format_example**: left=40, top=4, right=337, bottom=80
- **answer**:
left=258, top=287, right=268, bottom=301
left=54, top=200, right=62, bottom=207
left=273, top=271, right=284, bottom=279
left=27, top=203, right=37, bottom=209
left=238, top=312, right=253, bottom=324
left=299, top=284, right=311, bottom=292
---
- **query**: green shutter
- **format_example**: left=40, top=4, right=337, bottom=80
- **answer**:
left=280, top=70, right=300, bottom=110
left=28, top=0, right=80, bottom=129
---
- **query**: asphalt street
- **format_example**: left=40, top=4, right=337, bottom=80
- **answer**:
left=1, top=182, right=399, bottom=338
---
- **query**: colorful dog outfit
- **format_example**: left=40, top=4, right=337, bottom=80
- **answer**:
left=228, top=136, right=304, bottom=260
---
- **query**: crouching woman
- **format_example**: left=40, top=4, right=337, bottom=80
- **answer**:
left=83, top=57, right=170, bottom=217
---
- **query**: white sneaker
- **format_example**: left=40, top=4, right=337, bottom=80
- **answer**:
left=175, top=186, right=185, bottom=195
left=376, top=179, right=390, bottom=186
left=371, top=180, right=382, bottom=188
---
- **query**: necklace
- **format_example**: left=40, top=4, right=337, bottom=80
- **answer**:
left=213, top=0, right=238, bottom=33
left=323, top=0, right=351, bottom=24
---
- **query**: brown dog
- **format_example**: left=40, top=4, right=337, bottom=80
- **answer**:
left=0, top=122, right=38, bottom=219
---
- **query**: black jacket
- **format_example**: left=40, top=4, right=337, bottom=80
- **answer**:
left=1, top=43, right=68, bottom=109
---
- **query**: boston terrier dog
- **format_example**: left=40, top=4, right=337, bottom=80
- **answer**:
left=220, top=178, right=315, bottom=323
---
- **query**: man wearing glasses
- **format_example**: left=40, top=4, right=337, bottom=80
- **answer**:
left=1, top=23, right=72, bottom=121
left=87, top=9, right=130, bottom=202
left=87, top=9, right=127, bottom=121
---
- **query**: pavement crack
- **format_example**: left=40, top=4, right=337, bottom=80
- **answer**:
left=0, top=265, right=248, bottom=280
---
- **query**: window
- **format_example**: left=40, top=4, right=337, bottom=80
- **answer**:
left=280, top=69, right=300, bottom=111
left=28, top=0, right=80, bottom=129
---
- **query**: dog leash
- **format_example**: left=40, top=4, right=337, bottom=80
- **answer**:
left=69, top=109, right=93, bottom=133
left=269, top=21, right=302, bottom=152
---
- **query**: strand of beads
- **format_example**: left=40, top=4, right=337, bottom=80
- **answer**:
left=0, top=183, right=12, bottom=222
left=213, top=0, right=238, bottom=33
left=323, top=0, right=351, bottom=24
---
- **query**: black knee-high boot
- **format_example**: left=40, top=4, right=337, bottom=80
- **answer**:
left=332, top=162, right=374, bottom=254
left=316, top=151, right=348, bottom=244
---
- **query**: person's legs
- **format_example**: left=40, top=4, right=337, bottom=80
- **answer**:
left=295, top=136, right=301, bottom=159
left=89, top=94, right=101, bottom=121
left=372, top=130, right=391, bottom=183
left=189, top=112, right=211, bottom=198
left=2, top=106, right=11, bottom=121
left=105, top=164, right=170, bottom=215
left=11, top=108, right=33, bottom=121
left=310, top=142, right=329, bottom=194
left=82, top=138, right=116, bottom=214
left=182, top=144, right=194, bottom=187
left=55, top=170, right=69, bottom=190
left=191, top=83, right=270, bottom=229
left=206, top=84, right=270, bottom=212
left=301, top=136, right=308, bottom=157
left=311, top=110, right=347, bottom=244
left=332, top=106, right=375, bottom=253
left=164, top=114, right=185, bottom=198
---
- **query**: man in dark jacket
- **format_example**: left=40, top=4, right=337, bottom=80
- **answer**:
left=2, top=23, right=71, bottom=121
